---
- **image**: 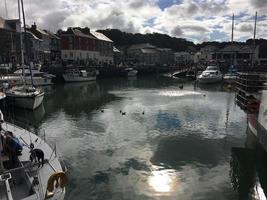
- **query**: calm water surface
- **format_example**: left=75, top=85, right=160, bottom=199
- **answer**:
left=16, top=76, right=251, bottom=199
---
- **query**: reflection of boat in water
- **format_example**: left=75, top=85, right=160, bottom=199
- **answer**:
left=235, top=72, right=267, bottom=141
left=234, top=71, right=267, bottom=199
left=10, top=103, right=46, bottom=127
left=230, top=127, right=267, bottom=200
left=197, top=66, right=223, bottom=84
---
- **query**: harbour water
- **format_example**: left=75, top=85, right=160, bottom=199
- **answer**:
left=11, top=76, right=253, bottom=199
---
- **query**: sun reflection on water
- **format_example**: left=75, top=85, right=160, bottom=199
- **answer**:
left=148, top=166, right=180, bottom=195
left=158, top=90, right=202, bottom=97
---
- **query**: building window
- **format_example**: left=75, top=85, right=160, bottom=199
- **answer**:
left=65, top=54, right=68, bottom=58
left=70, top=52, right=73, bottom=58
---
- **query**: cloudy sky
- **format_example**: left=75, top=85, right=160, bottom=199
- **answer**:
left=1, top=0, right=267, bottom=43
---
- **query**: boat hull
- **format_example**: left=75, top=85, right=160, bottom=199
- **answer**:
left=197, top=76, right=222, bottom=83
left=6, top=91, right=44, bottom=110
left=2, top=122, right=66, bottom=200
left=127, top=70, right=138, bottom=77
left=62, top=74, right=96, bottom=82
left=223, top=75, right=237, bottom=84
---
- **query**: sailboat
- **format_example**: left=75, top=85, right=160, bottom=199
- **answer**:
left=0, top=100, right=66, bottom=199
left=223, top=14, right=238, bottom=84
left=5, top=0, right=44, bottom=110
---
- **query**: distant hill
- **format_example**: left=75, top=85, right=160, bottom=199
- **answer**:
left=97, top=29, right=195, bottom=52
left=97, top=29, right=267, bottom=57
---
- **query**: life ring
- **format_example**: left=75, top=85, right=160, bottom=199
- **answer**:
left=247, top=100, right=260, bottom=113
left=46, top=171, right=67, bottom=198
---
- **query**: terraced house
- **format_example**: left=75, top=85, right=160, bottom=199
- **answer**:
left=60, top=27, right=114, bottom=65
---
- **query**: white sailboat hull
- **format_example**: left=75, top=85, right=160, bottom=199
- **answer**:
left=2, top=122, right=66, bottom=200
left=6, top=88, right=45, bottom=110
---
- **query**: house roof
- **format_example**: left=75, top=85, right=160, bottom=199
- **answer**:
left=44, top=30, right=60, bottom=39
left=113, top=47, right=120, bottom=53
left=25, top=30, right=43, bottom=41
left=61, top=28, right=96, bottom=39
left=73, top=29, right=96, bottom=39
left=91, top=31, right=113, bottom=42
left=0, top=17, right=19, bottom=31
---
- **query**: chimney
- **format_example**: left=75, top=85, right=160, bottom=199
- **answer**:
left=31, top=22, right=37, bottom=30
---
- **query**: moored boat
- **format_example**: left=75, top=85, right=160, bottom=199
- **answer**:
left=0, top=118, right=67, bottom=200
left=197, top=66, right=223, bottom=83
left=62, top=68, right=98, bottom=82
left=6, top=86, right=45, bottom=110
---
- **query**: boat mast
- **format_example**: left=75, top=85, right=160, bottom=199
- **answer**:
left=20, top=0, right=34, bottom=86
left=4, top=0, right=8, bottom=18
left=252, top=11, right=257, bottom=68
left=231, top=13, right=234, bottom=66
left=17, top=0, right=26, bottom=87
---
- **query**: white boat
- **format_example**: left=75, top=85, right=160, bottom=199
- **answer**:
left=1, top=68, right=54, bottom=86
left=62, top=69, right=97, bottom=82
left=6, top=86, right=45, bottom=110
left=197, top=66, right=223, bottom=83
left=0, top=119, right=66, bottom=200
left=125, top=68, right=138, bottom=77
left=4, top=0, right=45, bottom=110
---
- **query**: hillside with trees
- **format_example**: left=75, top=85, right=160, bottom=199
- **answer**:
left=97, top=29, right=267, bottom=58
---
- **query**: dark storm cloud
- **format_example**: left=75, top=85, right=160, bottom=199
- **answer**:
left=171, top=25, right=183, bottom=36
left=129, top=0, right=145, bottom=9
left=183, top=25, right=209, bottom=33
left=187, top=2, right=199, bottom=14
left=238, top=23, right=253, bottom=32
left=199, top=0, right=229, bottom=14
left=40, top=10, right=70, bottom=30
left=251, top=0, right=267, bottom=8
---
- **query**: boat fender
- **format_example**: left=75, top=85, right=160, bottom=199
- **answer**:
left=46, top=171, right=67, bottom=198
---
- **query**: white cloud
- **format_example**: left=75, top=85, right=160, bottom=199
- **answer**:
left=2, top=0, right=267, bottom=43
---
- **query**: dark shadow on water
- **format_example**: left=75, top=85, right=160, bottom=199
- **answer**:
left=230, top=128, right=267, bottom=200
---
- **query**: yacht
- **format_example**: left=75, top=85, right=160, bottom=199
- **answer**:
left=0, top=65, right=55, bottom=87
left=0, top=114, right=67, bottom=200
left=4, top=0, right=45, bottom=110
left=6, top=86, right=44, bottom=110
left=62, top=68, right=98, bottom=82
left=197, top=66, right=223, bottom=83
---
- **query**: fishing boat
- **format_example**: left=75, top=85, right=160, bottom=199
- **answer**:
left=62, top=68, right=97, bottom=82
left=5, top=0, right=45, bottom=110
left=0, top=111, right=67, bottom=200
left=197, top=66, right=223, bottom=83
